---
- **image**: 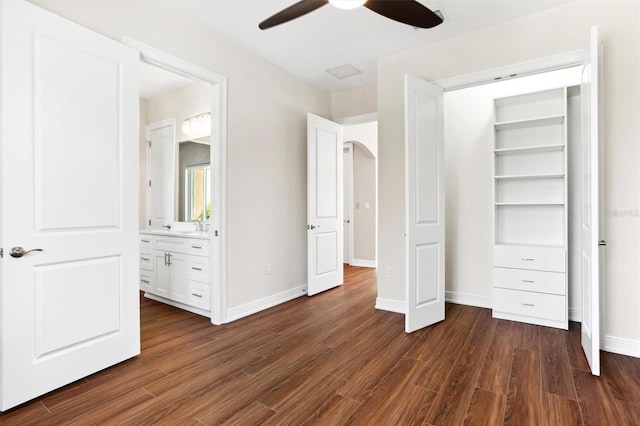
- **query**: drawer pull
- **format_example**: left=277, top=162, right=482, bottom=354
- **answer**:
left=521, top=258, right=535, bottom=262
left=141, top=239, right=150, bottom=243
left=141, top=257, right=150, bottom=262
left=521, top=303, right=535, bottom=307
left=191, top=293, right=203, bottom=298
left=192, top=267, right=203, bottom=271
left=521, top=280, right=535, bottom=284
left=191, top=245, right=202, bottom=249
left=141, top=279, right=150, bottom=284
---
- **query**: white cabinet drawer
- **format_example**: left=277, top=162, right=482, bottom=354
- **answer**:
left=188, top=239, right=210, bottom=257
left=493, top=288, right=566, bottom=322
left=188, top=282, right=210, bottom=310
left=140, top=234, right=153, bottom=248
left=494, top=267, right=565, bottom=295
left=140, top=248, right=154, bottom=271
left=188, top=257, right=210, bottom=283
left=140, top=270, right=154, bottom=292
left=494, top=245, right=565, bottom=272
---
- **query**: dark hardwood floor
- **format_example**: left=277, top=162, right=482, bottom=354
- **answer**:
left=2, top=265, right=639, bottom=425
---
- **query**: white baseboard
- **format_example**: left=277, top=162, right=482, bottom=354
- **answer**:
left=445, top=291, right=492, bottom=309
left=226, top=285, right=308, bottom=323
left=351, top=259, right=377, bottom=268
left=375, top=297, right=406, bottom=314
left=568, top=307, right=581, bottom=322
left=604, top=335, right=640, bottom=358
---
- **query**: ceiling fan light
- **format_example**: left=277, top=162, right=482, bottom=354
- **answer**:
left=329, top=0, right=366, bottom=10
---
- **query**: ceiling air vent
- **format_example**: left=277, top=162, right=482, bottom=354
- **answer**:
left=326, top=64, right=362, bottom=80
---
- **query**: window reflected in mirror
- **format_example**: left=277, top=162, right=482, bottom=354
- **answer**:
left=185, top=163, right=210, bottom=221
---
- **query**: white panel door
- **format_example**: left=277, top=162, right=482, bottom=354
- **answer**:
left=405, top=75, right=445, bottom=333
left=343, top=143, right=353, bottom=265
left=580, top=26, right=603, bottom=376
left=147, top=119, right=175, bottom=229
left=307, top=113, right=344, bottom=296
left=0, top=0, right=140, bottom=410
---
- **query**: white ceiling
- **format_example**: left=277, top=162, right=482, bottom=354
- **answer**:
left=160, top=0, right=573, bottom=93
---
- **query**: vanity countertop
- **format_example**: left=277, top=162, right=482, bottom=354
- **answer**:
left=140, top=229, right=209, bottom=240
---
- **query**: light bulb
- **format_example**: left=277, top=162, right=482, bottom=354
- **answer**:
left=329, top=0, right=366, bottom=10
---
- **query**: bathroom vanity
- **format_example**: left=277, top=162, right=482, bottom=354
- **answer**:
left=139, top=225, right=211, bottom=317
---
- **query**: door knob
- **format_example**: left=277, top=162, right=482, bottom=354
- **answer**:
left=10, top=247, right=43, bottom=258
left=308, top=225, right=320, bottom=230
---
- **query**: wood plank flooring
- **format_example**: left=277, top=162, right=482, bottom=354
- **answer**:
left=2, top=265, right=639, bottom=425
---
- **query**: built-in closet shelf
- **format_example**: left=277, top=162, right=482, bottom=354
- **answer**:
left=495, top=202, right=565, bottom=206
left=495, top=242, right=567, bottom=250
left=494, top=144, right=565, bottom=156
left=492, top=87, right=568, bottom=330
left=494, top=115, right=564, bottom=131
left=495, top=173, right=565, bottom=181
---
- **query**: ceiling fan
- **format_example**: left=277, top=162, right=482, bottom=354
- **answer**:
left=259, top=0, right=443, bottom=30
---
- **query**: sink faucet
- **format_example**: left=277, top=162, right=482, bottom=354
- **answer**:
left=194, top=220, right=204, bottom=232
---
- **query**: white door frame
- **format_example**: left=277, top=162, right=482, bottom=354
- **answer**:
left=343, top=142, right=354, bottom=265
left=124, top=38, right=228, bottom=325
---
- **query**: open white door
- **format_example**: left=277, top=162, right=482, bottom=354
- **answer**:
left=147, top=119, right=176, bottom=229
left=307, top=113, right=344, bottom=295
left=0, top=0, right=140, bottom=410
left=580, top=26, right=604, bottom=376
left=405, top=75, right=445, bottom=333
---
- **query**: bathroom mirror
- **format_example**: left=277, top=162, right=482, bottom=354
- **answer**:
left=178, top=139, right=211, bottom=222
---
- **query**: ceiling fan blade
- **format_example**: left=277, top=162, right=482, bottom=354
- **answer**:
left=364, top=0, right=443, bottom=28
left=259, top=0, right=329, bottom=30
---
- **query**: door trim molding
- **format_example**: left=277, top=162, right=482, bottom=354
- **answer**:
left=123, top=37, right=228, bottom=325
left=436, top=49, right=585, bottom=91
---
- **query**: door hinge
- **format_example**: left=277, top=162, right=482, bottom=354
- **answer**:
left=0, top=248, right=3, bottom=258
left=148, top=219, right=151, bottom=226
left=146, top=140, right=151, bottom=146
left=148, top=180, right=152, bottom=187
left=599, top=240, right=607, bottom=246
left=215, top=230, right=219, bottom=237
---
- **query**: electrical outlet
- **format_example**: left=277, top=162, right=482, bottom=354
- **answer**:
left=266, top=263, right=272, bottom=275
left=388, top=267, right=395, bottom=279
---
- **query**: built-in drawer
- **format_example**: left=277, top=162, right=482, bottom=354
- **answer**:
left=140, top=248, right=154, bottom=271
left=140, top=270, right=154, bottom=292
left=139, top=234, right=153, bottom=248
left=188, top=239, right=210, bottom=257
left=188, top=282, right=210, bottom=310
left=494, top=267, right=565, bottom=295
left=494, top=245, right=565, bottom=272
left=493, top=287, right=566, bottom=322
left=188, top=257, right=210, bottom=283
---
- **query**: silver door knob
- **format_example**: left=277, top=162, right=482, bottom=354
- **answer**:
left=10, top=247, right=43, bottom=258
left=308, top=225, right=320, bottom=230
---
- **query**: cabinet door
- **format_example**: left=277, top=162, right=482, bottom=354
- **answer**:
left=169, top=252, right=190, bottom=304
left=153, top=251, right=171, bottom=298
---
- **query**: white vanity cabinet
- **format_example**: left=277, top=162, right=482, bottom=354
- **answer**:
left=139, top=231, right=211, bottom=316
left=492, top=88, right=569, bottom=330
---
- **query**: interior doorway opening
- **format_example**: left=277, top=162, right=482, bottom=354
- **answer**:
left=126, top=38, right=228, bottom=325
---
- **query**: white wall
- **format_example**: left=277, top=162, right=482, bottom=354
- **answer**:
left=377, top=0, right=640, bottom=348
left=146, top=82, right=212, bottom=143
left=332, top=84, right=377, bottom=120
left=28, top=0, right=332, bottom=314
left=353, top=144, right=376, bottom=263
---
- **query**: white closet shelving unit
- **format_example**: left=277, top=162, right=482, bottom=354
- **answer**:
left=492, top=88, right=569, bottom=329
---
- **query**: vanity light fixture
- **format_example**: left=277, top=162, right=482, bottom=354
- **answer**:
left=182, top=112, right=211, bottom=136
